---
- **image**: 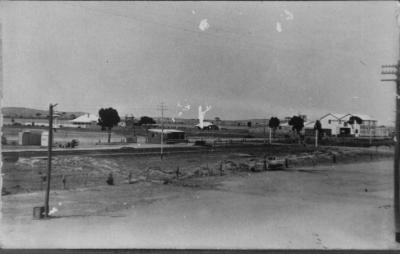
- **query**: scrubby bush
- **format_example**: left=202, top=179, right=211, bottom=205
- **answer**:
left=2, top=136, right=7, bottom=145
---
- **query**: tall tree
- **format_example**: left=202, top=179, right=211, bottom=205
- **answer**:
left=138, top=116, right=156, bottom=125
left=268, top=117, right=280, bottom=136
left=289, top=116, right=304, bottom=142
left=314, top=120, right=322, bottom=134
left=348, top=116, right=363, bottom=136
left=98, top=108, right=120, bottom=143
left=348, top=116, right=363, bottom=125
left=268, top=117, right=280, bottom=144
left=314, top=120, right=322, bottom=147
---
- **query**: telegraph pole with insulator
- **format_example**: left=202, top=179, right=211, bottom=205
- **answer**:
left=44, top=103, right=58, bottom=218
left=382, top=61, right=400, bottom=243
left=157, top=102, right=167, bottom=159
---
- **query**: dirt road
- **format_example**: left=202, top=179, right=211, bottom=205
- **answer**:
left=1, top=160, right=399, bottom=249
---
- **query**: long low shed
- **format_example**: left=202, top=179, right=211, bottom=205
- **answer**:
left=147, top=129, right=186, bottom=144
left=18, top=131, right=49, bottom=146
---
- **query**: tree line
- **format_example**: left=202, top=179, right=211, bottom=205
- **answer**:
left=97, top=107, right=365, bottom=144
left=97, top=107, right=159, bottom=143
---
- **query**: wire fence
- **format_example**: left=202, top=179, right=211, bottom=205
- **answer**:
left=3, top=146, right=391, bottom=196
left=2, top=172, right=122, bottom=194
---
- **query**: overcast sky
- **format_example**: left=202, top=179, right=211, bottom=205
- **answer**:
left=1, top=1, right=398, bottom=124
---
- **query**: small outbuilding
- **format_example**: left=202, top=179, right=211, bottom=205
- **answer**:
left=18, top=130, right=46, bottom=146
left=195, top=121, right=219, bottom=130
left=147, top=129, right=186, bottom=144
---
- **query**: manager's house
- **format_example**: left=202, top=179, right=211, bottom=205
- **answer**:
left=304, top=113, right=389, bottom=137
left=69, top=114, right=99, bottom=128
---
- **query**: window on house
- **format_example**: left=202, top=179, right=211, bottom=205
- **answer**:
left=328, top=120, right=331, bottom=124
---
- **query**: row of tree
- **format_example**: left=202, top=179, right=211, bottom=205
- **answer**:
left=97, top=107, right=158, bottom=143
left=268, top=115, right=363, bottom=146
left=269, top=115, right=363, bottom=135
left=98, top=107, right=364, bottom=144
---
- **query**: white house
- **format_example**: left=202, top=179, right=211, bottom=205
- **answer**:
left=318, top=113, right=378, bottom=137
left=70, top=114, right=99, bottom=128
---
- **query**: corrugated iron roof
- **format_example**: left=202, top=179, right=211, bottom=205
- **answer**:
left=71, top=114, right=99, bottom=123
left=148, top=129, right=184, bottom=133
left=195, top=121, right=214, bottom=127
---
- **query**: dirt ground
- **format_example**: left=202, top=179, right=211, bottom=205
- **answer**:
left=1, top=145, right=393, bottom=195
left=1, top=157, right=399, bottom=249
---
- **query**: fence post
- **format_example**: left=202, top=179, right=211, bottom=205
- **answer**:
left=62, top=175, right=66, bottom=190
left=263, top=157, right=267, bottom=171
left=128, top=172, right=132, bottom=183
left=84, top=173, right=88, bottom=187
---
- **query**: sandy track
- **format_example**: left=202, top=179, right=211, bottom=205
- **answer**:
left=1, top=160, right=399, bottom=249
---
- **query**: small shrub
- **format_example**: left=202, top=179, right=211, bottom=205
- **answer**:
left=1, top=136, right=7, bottom=145
left=194, top=140, right=207, bottom=146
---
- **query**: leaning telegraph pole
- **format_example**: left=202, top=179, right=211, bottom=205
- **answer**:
left=382, top=61, right=400, bottom=241
left=44, top=103, right=57, bottom=218
left=157, top=102, right=167, bottom=159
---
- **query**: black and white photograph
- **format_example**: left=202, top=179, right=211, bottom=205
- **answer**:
left=0, top=1, right=399, bottom=249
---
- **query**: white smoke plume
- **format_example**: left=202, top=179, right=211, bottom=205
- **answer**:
left=198, top=105, right=212, bottom=129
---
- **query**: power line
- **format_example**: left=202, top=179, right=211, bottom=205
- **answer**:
left=74, top=4, right=288, bottom=54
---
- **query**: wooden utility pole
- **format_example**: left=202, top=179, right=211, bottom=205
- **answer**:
left=369, top=121, right=372, bottom=146
left=269, top=127, right=272, bottom=144
left=44, top=103, right=57, bottom=218
left=263, top=119, right=266, bottom=144
left=157, top=102, right=167, bottom=159
left=381, top=61, right=400, bottom=242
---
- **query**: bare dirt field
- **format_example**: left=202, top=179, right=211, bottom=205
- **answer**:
left=1, top=145, right=393, bottom=195
left=1, top=145, right=398, bottom=249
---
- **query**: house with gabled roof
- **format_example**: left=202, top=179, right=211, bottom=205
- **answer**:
left=315, top=113, right=378, bottom=137
left=318, top=113, right=348, bottom=136
left=341, top=114, right=378, bottom=137
left=70, top=113, right=99, bottom=128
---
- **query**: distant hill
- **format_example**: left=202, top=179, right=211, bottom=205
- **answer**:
left=2, top=107, right=87, bottom=120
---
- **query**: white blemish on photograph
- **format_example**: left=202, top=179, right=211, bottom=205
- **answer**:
left=276, top=22, right=282, bottom=32
left=284, top=9, right=294, bottom=20
left=49, top=207, right=58, bottom=215
left=199, top=19, right=210, bottom=31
